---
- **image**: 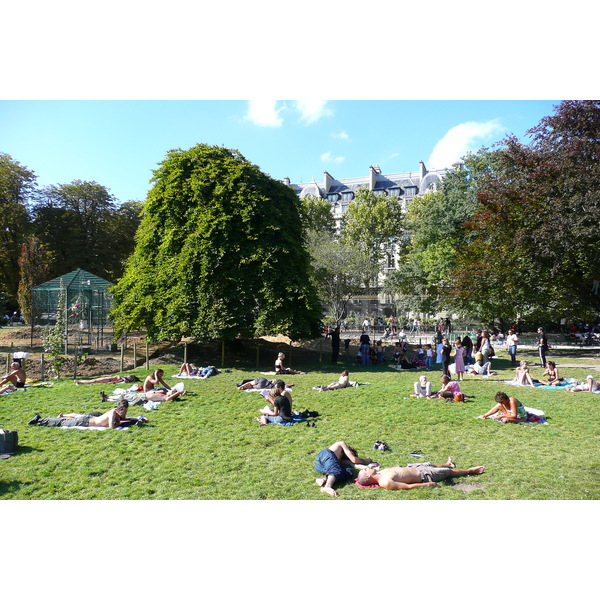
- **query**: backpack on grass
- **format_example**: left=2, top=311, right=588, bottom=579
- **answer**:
left=0, top=429, right=18, bottom=454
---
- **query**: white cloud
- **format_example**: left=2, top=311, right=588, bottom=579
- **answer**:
left=332, top=130, right=350, bottom=141
left=320, top=151, right=345, bottom=164
left=296, top=101, right=332, bottom=124
left=428, top=119, right=505, bottom=168
left=245, top=100, right=285, bottom=127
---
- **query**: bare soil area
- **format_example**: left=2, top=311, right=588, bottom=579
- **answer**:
left=0, top=327, right=333, bottom=379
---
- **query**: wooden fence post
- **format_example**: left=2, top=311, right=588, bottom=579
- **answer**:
left=145, top=342, right=149, bottom=370
left=120, top=345, right=124, bottom=372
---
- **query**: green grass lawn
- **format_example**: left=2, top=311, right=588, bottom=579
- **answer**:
left=1, top=347, right=599, bottom=500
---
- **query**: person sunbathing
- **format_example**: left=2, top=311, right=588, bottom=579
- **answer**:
left=0, top=361, right=26, bottom=393
left=237, top=377, right=273, bottom=390
left=514, top=361, right=534, bottom=386
left=319, top=370, right=350, bottom=391
left=568, top=375, right=599, bottom=392
left=75, top=374, right=139, bottom=385
left=275, top=352, right=304, bottom=375
left=177, top=363, right=220, bottom=378
left=466, top=359, right=494, bottom=377
left=411, top=375, right=432, bottom=398
left=539, top=361, right=563, bottom=386
left=476, top=391, right=527, bottom=423
left=357, top=458, right=485, bottom=490
left=143, top=369, right=171, bottom=392
left=29, top=400, right=130, bottom=428
left=144, top=387, right=185, bottom=402
left=315, top=441, right=375, bottom=497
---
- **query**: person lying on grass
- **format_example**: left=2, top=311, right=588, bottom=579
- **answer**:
left=315, top=441, right=376, bottom=497
left=538, top=361, right=563, bottom=386
left=466, top=358, right=495, bottom=377
left=177, top=363, right=220, bottom=378
left=100, top=387, right=186, bottom=403
left=75, top=374, right=140, bottom=385
left=568, top=375, right=599, bottom=392
left=357, top=458, right=485, bottom=490
left=28, top=399, right=131, bottom=428
left=318, top=370, right=350, bottom=391
left=143, top=369, right=171, bottom=392
left=476, top=391, right=527, bottom=423
left=257, top=380, right=293, bottom=425
left=0, top=361, right=27, bottom=393
left=237, top=377, right=274, bottom=390
left=514, top=361, right=535, bottom=386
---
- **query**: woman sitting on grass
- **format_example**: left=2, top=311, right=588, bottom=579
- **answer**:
left=477, top=391, right=527, bottom=423
left=568, top=375, right=599, bottom=392
left=411, top=375, right=432, bottom=398
left=539, top=361, right=563, bottom=386
left=434, top=375, right=464, bottom=400
left=319, top=370, right=350, bottom=391
left=514, top=361, right=534, bottom=386
left=144, top=369, right=170, bottom=392
left=275, top=352, right=304, bottom=375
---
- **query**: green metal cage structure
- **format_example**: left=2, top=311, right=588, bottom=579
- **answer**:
left=30, top=269, right=115, bottom=352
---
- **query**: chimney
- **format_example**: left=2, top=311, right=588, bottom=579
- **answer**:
left=282, top=177, right=291, bottom=186
left=369, top=165, right=381, bottom=190
left=419, top=161, right=427, bottom=179
left=323, top=171, right=333, bottom=193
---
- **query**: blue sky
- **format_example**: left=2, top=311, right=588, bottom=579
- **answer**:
left=0, top=100, right=561, bottom=203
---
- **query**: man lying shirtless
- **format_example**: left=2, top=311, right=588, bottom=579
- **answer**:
left=357, top=458, right=485, bottom=490
left=28, top=400, right=130, bottom=428
left=75, top=374, right=139, bottom=385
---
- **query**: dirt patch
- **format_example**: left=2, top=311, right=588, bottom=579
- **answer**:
left=0, top=327, right=331, bottom=378
left=450, top=482, right=485, bottom=492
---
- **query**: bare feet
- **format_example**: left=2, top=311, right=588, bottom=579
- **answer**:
left=446, top=457, right=456, bottom=468
left=469, top=466, right=485, bottom=474
left=321, top=486, right=339, bottom=497
left=315, top=478, right=326, bottom=487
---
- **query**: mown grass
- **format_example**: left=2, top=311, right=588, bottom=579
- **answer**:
left=1, top=347, right=599, bottom=500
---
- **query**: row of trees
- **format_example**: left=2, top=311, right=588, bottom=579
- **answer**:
left=0, top=152, right=142, bottom=318
left=4, top=100, right=598, bottom=342
left=386, top=100, right=600, bottom=325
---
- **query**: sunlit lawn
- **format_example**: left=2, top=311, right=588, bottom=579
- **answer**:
left=1, top=347, right=599, bottom=500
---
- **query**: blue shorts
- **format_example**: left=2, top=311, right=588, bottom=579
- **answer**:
left=314, top=449, right=353, bottom=482
left=265, top=415, right=292, bottom=425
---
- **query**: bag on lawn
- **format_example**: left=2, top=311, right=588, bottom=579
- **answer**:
left=0, top=429, right=18, bottom=454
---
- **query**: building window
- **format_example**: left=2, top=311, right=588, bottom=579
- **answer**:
left=388, top=188, right=400, bottom=197
left=342, top=192, right=354, bottom=202
left=404, top=187, right=417, bottom=197
left=427, top=183, right=437, bottom=192
left=373, top=189, right=387, bottom=197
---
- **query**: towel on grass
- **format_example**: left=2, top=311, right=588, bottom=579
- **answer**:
left=354, top=478, right=379, bottom=488
left=60, top=426, right=130, bottom=430
left=533, top=383, right=569, bottom=389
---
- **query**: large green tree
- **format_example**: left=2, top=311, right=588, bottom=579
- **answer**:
left=111, top=144, right=322, bottom=341
left=0, top=153, right=36, bottom=300
left=452, top=100, right=600, bottom=322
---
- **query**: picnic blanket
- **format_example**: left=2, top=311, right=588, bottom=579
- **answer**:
left=533, top=383, right=569, bottom=389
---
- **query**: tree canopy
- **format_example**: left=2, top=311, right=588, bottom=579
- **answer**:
left=110, top=144, right=322, bottom=341
left=451, top=100, right=600, bottom=322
